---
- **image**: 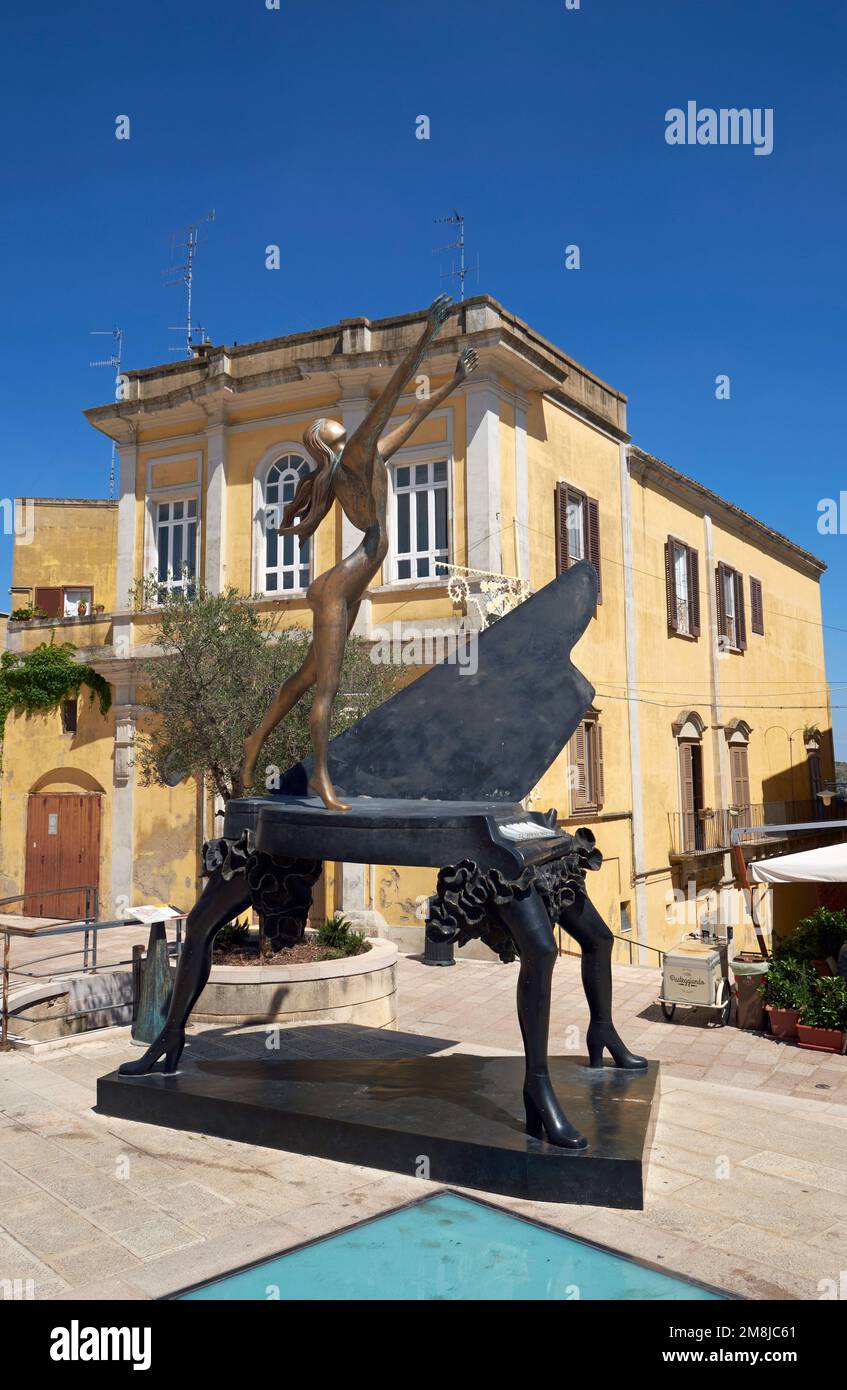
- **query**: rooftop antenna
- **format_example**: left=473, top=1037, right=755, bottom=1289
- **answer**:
left=432, top=210, right=478, bottom=302
left=163, top=209, right=216, bottom=356
left=90, top=326, right=125, bottom=499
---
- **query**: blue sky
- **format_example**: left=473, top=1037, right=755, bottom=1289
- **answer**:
left=1, top=0, right=845, bottom=754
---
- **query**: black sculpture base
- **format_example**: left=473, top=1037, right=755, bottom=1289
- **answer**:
left=97, top=1054, right=659, bottom=1208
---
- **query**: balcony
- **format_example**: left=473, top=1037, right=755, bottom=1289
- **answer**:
left=668, top=800, right=846, bottom=860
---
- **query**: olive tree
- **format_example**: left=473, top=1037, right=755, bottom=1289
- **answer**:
left=132, top=579, right=395, bottom=803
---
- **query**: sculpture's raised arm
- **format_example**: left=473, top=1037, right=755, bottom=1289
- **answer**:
left=343, top=293, right=454, bottom=465
left=380, top=348, right=478, bottom=461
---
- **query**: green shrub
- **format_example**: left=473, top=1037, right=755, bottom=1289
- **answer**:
left=800, top=974, right=847, bottom=1031
left=315, top=914, right=368, bottom=958
left=774, top=908, right=847, bottom=963
left=758, top=957, right=816, bottom=1010
left=214, top=918, right=251, bottom=952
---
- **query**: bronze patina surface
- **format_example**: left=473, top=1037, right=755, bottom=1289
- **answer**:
left=240, top=293, right=477, bottom=811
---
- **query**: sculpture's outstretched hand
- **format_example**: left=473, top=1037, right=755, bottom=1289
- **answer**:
left=456, top=347, right=478, bottom=381
left=427, top=292, right=453, bottom=333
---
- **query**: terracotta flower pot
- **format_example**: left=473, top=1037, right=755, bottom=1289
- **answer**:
left=796, top=1024, right=845, bottom=1054
left=765, top=1004, right=802, bottom=1041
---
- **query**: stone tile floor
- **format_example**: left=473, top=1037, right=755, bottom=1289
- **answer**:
left=0, top=951, right=846, bottom=1301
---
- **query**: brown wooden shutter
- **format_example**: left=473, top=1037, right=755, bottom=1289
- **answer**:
left=679, top=742, right=696, bottom=852
left=554, top=483, right=570, bottom=576
left=715, top=563, right=727, bottom=642
left=34, top=587, right=62, bottom=618
left=570, top=722, right=588, bottom=811
left=734, top=570, right=747, bottom=650
left=730, top=745, right=750, bottom=810
left=664, top=540, right=679, bottom=631
left=687, top=547, right=701, bottom=637
left=594, top=723, right=605, bottom=808
left=586, top=497, right=602, bottom=603
left=750, top=577, right=764, bottom=635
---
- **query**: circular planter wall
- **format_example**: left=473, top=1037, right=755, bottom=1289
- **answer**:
left=193, top=936, right=398, bottom=1028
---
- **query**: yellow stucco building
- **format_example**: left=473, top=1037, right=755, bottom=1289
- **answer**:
left=1, top=297, right=836, bottom=955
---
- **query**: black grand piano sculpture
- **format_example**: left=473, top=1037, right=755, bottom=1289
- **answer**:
left=99, top=561, right=657, bottom=1206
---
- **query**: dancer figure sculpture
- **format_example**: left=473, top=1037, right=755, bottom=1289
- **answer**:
left=240, top=294, right=477, bottom=810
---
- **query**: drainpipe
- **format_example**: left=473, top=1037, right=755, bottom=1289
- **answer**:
left=619, top=445, right=649, bottom=960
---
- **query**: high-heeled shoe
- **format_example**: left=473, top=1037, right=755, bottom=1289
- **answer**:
left=523, top=1075, right=587, bottom=1149
left=586, top=1022, right=647, bottom=1070
left=119, top=1029, right=185, bottom=1076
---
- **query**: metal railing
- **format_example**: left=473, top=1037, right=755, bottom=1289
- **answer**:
left=1, top=898, right=184, bottom=1049
left=668, top=799, right=845, bottom=857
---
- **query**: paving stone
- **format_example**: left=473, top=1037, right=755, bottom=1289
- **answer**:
left=740, top=1150, right=847, bottom=1198
left=705, top=1220, right=847, bottom=1285
left=43, top=1238, right=142, bottom=1286
left=113, top=1217, right=202, bottom=1260
left=645, top=1163, right=700, bottom=1197
left=0, top=1231, right=69, bottom=1298
left=122, top=1217, right=305, bottom=1299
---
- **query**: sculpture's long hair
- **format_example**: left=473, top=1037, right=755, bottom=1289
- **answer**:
left=279, top=420, right=342, bottom=541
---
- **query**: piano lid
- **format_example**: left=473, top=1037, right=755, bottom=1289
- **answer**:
left=278, top=559, right=597, bottom=803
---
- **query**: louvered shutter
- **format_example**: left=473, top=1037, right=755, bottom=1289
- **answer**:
left=730, top=746, right=751, bottom=812
left=715, top=563, right=727, bottom=643
left=570, top=722, right=588, bottom=811
left=680, top=742, right=696, bottom=852
left=665, top=540, right=679, bottom=631
left=750, top=577, right=764, bottom=635
left=594, top=723, right=605, bottom=808
left=586, top=496, right=602, bottom=603
left=555, top=483, right=570, bottom=576
left=687, top=547, right=701, bottom=637
left=734, top=570, right=747, bottom=650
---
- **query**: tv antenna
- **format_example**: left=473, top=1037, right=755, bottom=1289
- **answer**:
left=163, top=209, right=215, bottom=356
left=90, top=326, right=125, bottom=499
left=433, top=210, right=478, bottom=302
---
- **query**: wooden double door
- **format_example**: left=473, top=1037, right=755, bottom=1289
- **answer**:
left=24, top=793, right=102, bottom=919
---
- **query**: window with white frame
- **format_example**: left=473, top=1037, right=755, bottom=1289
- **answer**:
left=672, top=542, right=690, bottom=632
left=262, top=455, right=312, bottom=593
left=156, top=497, right=198, bottom=596
left=392, top=460, right=449, bottom=581
left=63, top=587, right=93, bottom=617
left=566, top=492, right=586, bottom=563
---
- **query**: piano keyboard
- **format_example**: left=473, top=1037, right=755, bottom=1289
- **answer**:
left=498, top=820, right=558, bottom=842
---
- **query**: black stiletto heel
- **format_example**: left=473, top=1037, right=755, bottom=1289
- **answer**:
left=119, top=1030, right=185, bottom=1076
left=523, top=1090, right=544, bottom=1140
left=586, top=1022, right=647, bottom=1070
left=523, top=1077, right=588, bottom=1149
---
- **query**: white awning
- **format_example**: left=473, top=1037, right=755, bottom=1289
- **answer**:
left=749, top=840, right=847, bottom=884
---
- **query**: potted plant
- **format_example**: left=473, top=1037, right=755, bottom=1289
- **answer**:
left=758, top=957, right=815, bottom=1041
left=10, top=605, right=48, bottom=623
left=774, top=907, right=847, bottom=976
left=797, top=974, right=847, bottom=1054
left=77, top=599, right=88, bottom=617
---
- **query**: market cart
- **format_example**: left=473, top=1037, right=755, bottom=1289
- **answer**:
left=658, top=935, right=732, bottom=1025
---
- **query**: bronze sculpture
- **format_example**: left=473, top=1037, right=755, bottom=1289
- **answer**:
left=117, top=553, right=648, bottom=1159
left=240, top=293, right=477, bottom=810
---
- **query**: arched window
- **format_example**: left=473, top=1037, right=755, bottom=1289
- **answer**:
left=725, top=720, right=753, bottom=819
left=805, top=729, right=823, bottom=817
left=261, top=454, right=313, bottom=593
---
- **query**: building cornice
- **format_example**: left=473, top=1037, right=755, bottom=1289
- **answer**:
left=83, top=295, right=629, bottom=443
left=629, top=445, right=825, bottom=579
